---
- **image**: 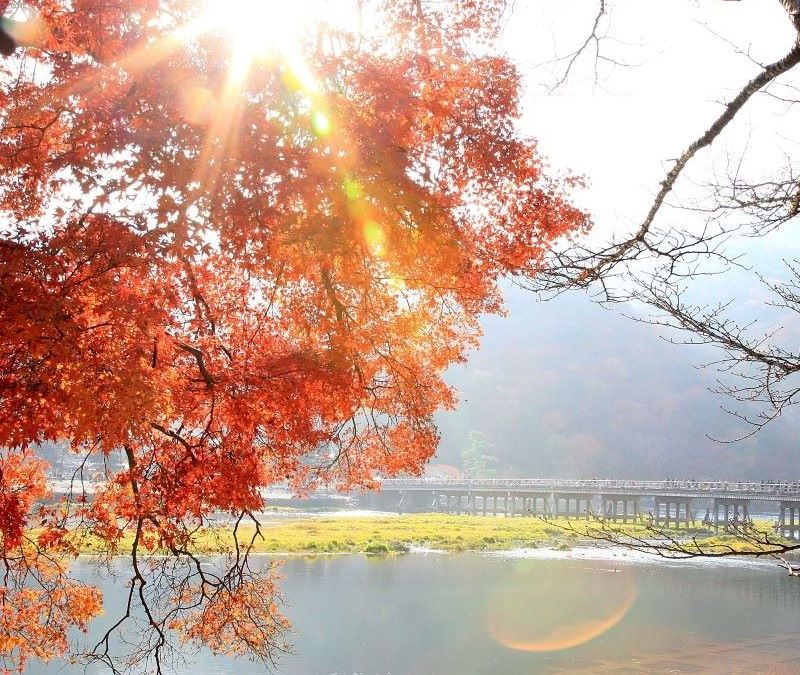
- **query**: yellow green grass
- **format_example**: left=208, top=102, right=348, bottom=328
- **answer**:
left=68, top=514, right=789, bottom=556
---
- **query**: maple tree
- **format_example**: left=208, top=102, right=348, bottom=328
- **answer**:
left=0, top=0, right=586, bottom=670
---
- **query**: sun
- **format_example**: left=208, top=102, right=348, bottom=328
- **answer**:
left=197, top=0, right=344, bottom=91
left=202, top=0, right=320, bottom=63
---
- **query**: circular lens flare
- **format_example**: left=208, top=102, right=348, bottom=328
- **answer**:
left=488, top=564, right=637, bottom=653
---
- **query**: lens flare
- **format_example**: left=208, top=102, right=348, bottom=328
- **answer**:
left=280, top=54, right=320, bottom=94
left=3, top=10, right=50, bottom=49
left=362, top=221, right=387, bottom=257
left=387, top=275, right=406, bottom=291
left=487, top=563, right=637, bottom=653
left=180, top=86, right=218, bottom=125
left=342, top=176, right=363, bottom=201
left=311, top=110, right=332, bottom=137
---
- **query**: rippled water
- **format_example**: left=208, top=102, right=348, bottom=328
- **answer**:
left=29, top=549, right=800, bottom=674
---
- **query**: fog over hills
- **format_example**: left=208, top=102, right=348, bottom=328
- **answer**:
left=436, top=285, right=800, bottom=481
left=431, top=0, right=800, bottom=481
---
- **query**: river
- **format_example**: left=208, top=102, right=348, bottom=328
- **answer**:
left=29, top=548, right=800, bottom=674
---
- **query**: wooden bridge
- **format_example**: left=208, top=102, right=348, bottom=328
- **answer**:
left=360, top=478, right=800, bottom=538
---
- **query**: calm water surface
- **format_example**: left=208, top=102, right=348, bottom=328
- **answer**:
left=29, top=549, right=800, bottom=674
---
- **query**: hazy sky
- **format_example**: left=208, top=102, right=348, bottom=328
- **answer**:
left=434, top=0, right=800, bottom=479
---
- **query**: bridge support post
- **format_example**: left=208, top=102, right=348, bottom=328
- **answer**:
left=600, top=495, right=639, bottom=523
left=554, top=494, right=563, bottom=518
left=713, top=498, right=752, bottom=532
left=557, top=494, right=586, bottom=518
left=781, top=501, right=800, bottom=539
left=653, top=497, right=673, bottom=527
left=621, top=498, right=635, bottom=523
left=683, top=499, right=693, bottom=528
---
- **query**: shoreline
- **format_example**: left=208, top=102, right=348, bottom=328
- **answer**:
left=71, top=544, right=795, bottom=575
left=69, top=512, right=795, bottom=559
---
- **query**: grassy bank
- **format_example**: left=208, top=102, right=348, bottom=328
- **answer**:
left=72, top=513, right=785, bottom=556
left=200, top=514, right=593, bottom=554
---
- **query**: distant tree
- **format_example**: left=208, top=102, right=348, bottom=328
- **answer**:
left=462, top=431, right=499, bottom=479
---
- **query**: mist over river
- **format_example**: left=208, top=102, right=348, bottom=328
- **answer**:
left=28, top=549, right=800, bottom=674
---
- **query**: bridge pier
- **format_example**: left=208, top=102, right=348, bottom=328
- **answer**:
left=601, top=495, right=639, bottom=523
left=442, top=493, right=454, bottom=514
left=654, top=497, right=693, bottom=529
left=530, top=495, right=548, bottom=516
left=552, top=493, right=593, bottom=519
left=712, top=498, right=750, bottom=532
left=779, top=501, right=800, bottom=539
left=398, top=489, right=450, bottom=514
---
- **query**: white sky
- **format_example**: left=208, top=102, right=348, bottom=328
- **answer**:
left=501, top=0, right=799, bottom=244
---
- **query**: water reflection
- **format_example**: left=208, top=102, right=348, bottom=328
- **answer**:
left=33, top=551, right=800, bottom=675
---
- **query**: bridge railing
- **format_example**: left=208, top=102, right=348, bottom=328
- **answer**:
left=377, top=478, right=800, bottom=496
left=47, top=477, right=800, bottom=499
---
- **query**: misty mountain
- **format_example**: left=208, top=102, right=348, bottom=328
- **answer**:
left=435, top=285, right=800, bottom=481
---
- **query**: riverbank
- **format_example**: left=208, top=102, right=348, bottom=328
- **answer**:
left=72, top=513, right=786, bottom=556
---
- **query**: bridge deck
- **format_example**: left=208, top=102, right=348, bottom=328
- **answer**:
left=378, top=478, right=800, bottom=501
